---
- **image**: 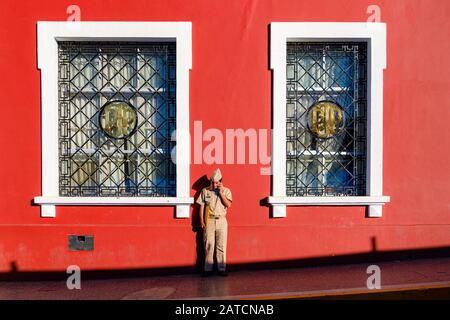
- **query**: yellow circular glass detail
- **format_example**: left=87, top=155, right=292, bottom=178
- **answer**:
left=307, top=101, right=345, bottom=139
left=100, top=101, right=137, bottom=139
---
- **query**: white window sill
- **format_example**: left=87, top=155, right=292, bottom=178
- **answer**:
left=34, top=196, right=194, bottom=218
left=267, top=196, right=390, bottom=218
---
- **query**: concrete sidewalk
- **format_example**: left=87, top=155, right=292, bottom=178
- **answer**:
left=0, top=257, right=449, bottom=300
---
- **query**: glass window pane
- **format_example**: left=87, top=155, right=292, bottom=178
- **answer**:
left=58, top=42, right=176, bottom=197
left=286, top=42, right=367, bottom=197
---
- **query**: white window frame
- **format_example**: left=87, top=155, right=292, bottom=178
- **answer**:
left=268, top=22, right=390, bottom=218
left=34, top=21, right=193, bottom=218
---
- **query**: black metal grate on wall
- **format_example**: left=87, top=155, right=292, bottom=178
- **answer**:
left=286, top=42, right=367, bottom=196
left=58, top=42, right=176, bottom=197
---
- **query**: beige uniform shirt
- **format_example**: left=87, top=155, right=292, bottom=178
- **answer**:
left=196, top=187, right=232, bottom=217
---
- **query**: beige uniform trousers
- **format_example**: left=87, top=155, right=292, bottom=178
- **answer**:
left=204, top=216, right=228, bottom=272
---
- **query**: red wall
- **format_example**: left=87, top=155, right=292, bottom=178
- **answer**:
left=0, top=0, right=449, bottom=273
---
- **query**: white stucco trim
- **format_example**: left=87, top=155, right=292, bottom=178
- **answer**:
left=35, top=197, right=193, bottom=205
left=268, top=196, right=390, bottom=205
left=269, top=22, right=390, bottom=218
left=35, top=21, right=193, bottom=218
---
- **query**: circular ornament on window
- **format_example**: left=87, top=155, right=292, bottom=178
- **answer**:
left=99, top=101, right=138, bottom=139
left=306, top=101, right=346, bottom=139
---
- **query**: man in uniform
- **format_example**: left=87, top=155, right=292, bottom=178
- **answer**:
left=196, top=168, right=232, bottom=277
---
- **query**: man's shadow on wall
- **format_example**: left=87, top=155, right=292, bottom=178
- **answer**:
left=191, top=174, right=210, bottom=272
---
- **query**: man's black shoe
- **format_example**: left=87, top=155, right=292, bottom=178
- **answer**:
left=218, top=271, right=228, bottom=277
left=201, top=271, right=213, bottom=277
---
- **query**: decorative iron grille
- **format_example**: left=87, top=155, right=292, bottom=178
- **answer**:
left=286, top=42, right=367, bottom=196
left=58, top=42, right=176, bottom=197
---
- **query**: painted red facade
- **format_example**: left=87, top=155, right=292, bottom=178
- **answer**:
left=0, top=0, right=449, bottom=273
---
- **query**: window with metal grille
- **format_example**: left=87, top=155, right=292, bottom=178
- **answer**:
left=286, top=42, right=367, bottom=197
left=58, top=42, right=176, bottom=197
